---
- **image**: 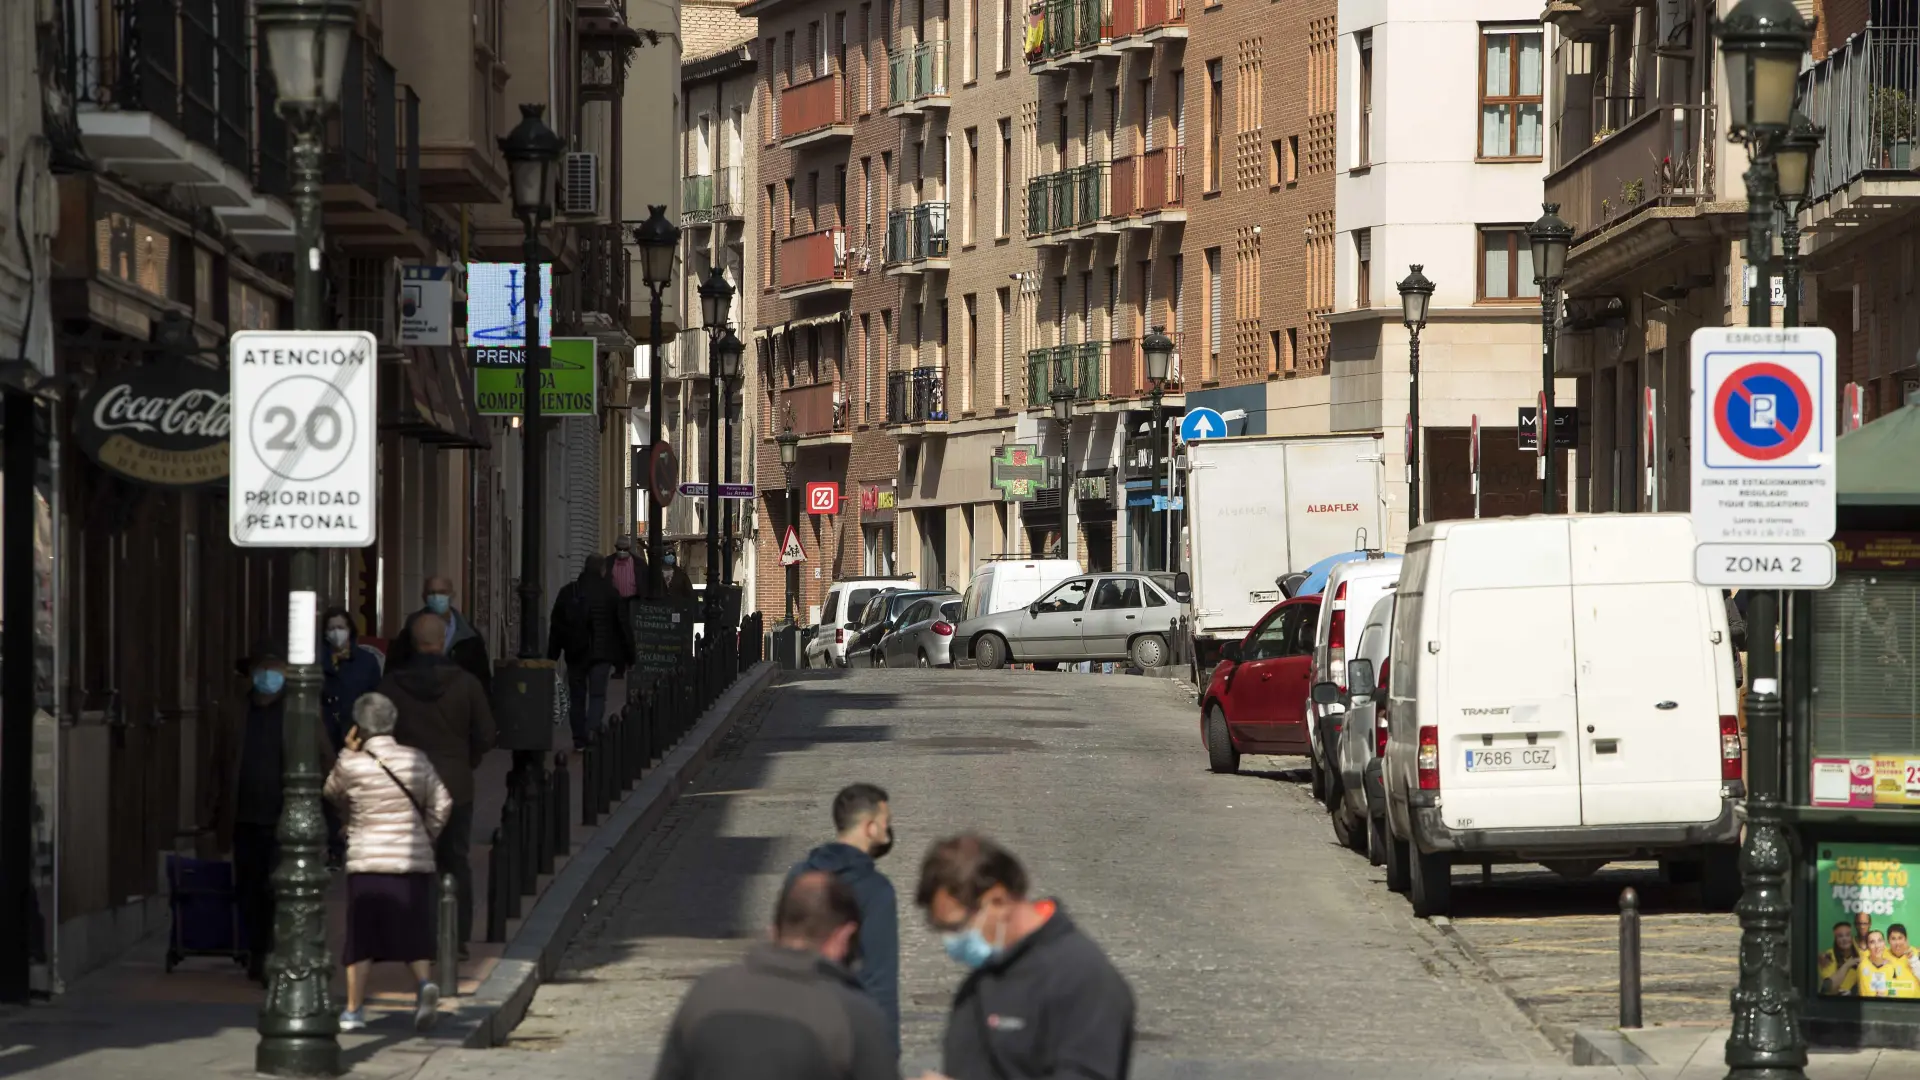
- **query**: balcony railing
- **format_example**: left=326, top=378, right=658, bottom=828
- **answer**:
left=69, top=0, right=256, bottom=177
left=786, top=381, right=846, bottom=436
left=1800, top=27, right=1920, bottom=207
left=578, top=222, right=627, bottom=321
left=682, top=173, right=715, bottom=226
left=1030, top=0, right=1110, bottom=63
left=888, top=41, right=950, bottom=106
left=714, top=165, right=744, bottom=219
left=1026, top=163, right=1110, bottom=236
left=884, top=202, right=950, bottom=264
left=885, top=366, right=949, bottom=423
left=1024, top=343, right=1109, bottom=406
left=779, top=71, right=851, bottom=141
left=1542, top=104, right=1709, bottom=243
left=325, top=37, right=420, bottom=225
left=778, top=227, right=851, bottom=291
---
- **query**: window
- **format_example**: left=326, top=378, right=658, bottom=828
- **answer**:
left=1036, top=578, right=1091, bottom=613
left=765, top=184, right=780, bottom=286
left=966, top=127, right=979, bottom=242
left=1172, top=69, right=1186, bottom=149
left=1000, top=0, right=1011, bottom=70
left=862, top=157, right=874, bottom=248
left=964, top=294, right=978, bottom=412
left=998, top=119, right=1012, bottom=236
left=1480, top=28, right=1544, bottom=159
left=1246, top=605, right=1293, bottom=660
left=1269, top=329, right=1282, bottom=373
left=1478, top=224, right=1540, bottom=301
left=1092, top=577, right=1142, bottom=610
left=835, top=163, right=847, bottom=228
left=1140, top=78, right=1155, bottom=152
left=861, top=313, right=874, bottom=419
left=968, top=0, right=979, bottom=80
left=1286, top=326, right=1297, bottom=371
left=1354, top=228, right=1372, bottom=307
left=997, top=286, right=1010, bottom=402
left=1170, top=252, right=1183, bottom=338
left=1356, top=31, right=1373, bottom=168
left=1056, top=103, right=1069, bottom=158
left=1205, top=247, right=1222, bottom=376
left=861, top=4, right=874, bottom=109
left=1205, top=59, right=1223, bottom=191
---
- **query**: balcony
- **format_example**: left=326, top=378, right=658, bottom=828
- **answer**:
left=1024, top=343, right=1110, bottom=406
left=1800, top=28, right=1920, bottom=237
left=577, top=222, right=628, bottom=322
left=887, top=41, right=951, bottom=115
left=1112, top=0, right=1186, bottom=46
left=713, top=165, right=745, bottom=222
left=885, top=367, right=950, bottom=424
left=1109, top=145, right=1186, bottom=226
left=682, top=173, right=715, bottom=227
left=1543, top=104, right=1710, bottom=247
left=68, top=0, right=292, bottom=247
left=1028, top=0, right=1114, bottom=70
left=779, top=72, right=854, bottom=148
left=786, top=381, right=848, bottom=438
left=883, top=202, right=950, bottom=273
left=778, top=227, right=853, bottom=297
left=1026, top=163, right=1112, bottom=243
left=322, top=37, right=428, bottom=256
left=1108, top=336, right=1185, bottom=397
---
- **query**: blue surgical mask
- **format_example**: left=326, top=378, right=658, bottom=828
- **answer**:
left=253, top=669, right=286, bottom=696
left=942, top=928, right=999, bottom=970
left=425, top=593, right=451, bottom=616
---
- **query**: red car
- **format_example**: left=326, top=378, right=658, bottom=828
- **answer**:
left=1200, top=595, right=1322, bottom=774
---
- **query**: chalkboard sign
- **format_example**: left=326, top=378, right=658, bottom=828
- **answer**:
left=631, top=600, right=696, bottom=677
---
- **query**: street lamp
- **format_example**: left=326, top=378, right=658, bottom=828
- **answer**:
left=1528, top=203, right=1572, bottom=514
left=1719, top=5, right=1813, bottom=1077
left=714, top=327, right=745, bottom=588
left=1776, top=111, right=1823, bottom=330
left=254, top=0, right=358, bottom=1073
left=1051, top=352, right=1075, bottom=564
left=632, top=206, right=680, bottom=592
left=1141, top=327, right=1174, bottom=570
left=700, top=268, right=737, bottom=630
left=776, top=422, right=800, bottom=623
left=1397, top=265, right=1434, bottom=531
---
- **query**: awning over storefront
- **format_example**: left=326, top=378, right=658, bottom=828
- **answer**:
left=382, top=346, right=490, bottom=449
left=1839, top=404, right=1920, bottom=506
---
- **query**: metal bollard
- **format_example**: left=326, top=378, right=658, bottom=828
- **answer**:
left=551, top=752, right=570, bottom=855
left=484, top=826, right=510, bottom=943
left=581, top=741, right=599, bottom=827
left=516, top=776, right=538, bottom=897
left=532, top=759, right=555, bottom=877
left=436, top=872, right=459, bottom=994
left=497, top=798, right=523, bottom=918
left=1620, top=886, right=1643, bottom=1029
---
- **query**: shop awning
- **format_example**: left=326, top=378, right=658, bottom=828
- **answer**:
left=1839, top=404, right=1920, bottom=506
left=382, top=347, right=490, bottom=450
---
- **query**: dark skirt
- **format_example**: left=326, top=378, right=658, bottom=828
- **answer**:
left=342, top=872, right=436, bottom=965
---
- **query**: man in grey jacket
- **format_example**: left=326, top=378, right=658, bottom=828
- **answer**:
left=654, top=871, right=896, bottom=1080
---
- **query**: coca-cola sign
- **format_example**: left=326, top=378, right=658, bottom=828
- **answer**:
left=75, top=359, right=231, bottom=486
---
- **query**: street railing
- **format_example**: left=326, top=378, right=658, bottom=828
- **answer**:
left=886, top=366, right=948, bottom=422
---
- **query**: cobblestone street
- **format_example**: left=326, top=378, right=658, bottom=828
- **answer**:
left=503, top=668, right=1561, bottom=1071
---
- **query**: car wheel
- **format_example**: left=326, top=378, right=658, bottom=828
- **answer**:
left=1409, top=846, right=1453, bottom=918
left=875, top=649, right=887, bottom=668
left=1700, top=846, right=1742, bottom=912
left=974, top=633, right=1009, bottom=669
left=1309, top=751, right=1326, bottom=802
left=1329, top=786, right=1366, bottom=855
left=1205, top=704, right=1240, bottom=774
left=1129, top=633, right=1168, bottom=669
left=1367, top=814, right=1387, bottom=867
left=1384, top=829, right=1412, bottom=894
left=918, top=651, right=931, bottom=668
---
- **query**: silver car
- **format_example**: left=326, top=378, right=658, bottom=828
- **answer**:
left=958, top=573, right=1181, bottom=670
left=878, top=597, right=964, bottom=668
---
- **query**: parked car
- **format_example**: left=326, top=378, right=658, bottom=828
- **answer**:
left=961, top=558, right=1084, bottom=622
left=1198, top=594, right=1323, bottom=773
left=1308, top=556, right=1402, bottom=805
left=805, top=576, right=915, bottom=668
left=847, top=587, right=957, bottom=667
left=878, top=597, right=965, bottom=668
left=1382, top=514, right=1744, bottom=918
left=959, top=573, right=1181, bottom=670
left=1323, top=592, right=1396, bottom=862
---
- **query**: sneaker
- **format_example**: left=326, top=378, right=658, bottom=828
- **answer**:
left=338, top=1009, right=367, bottom=1032
left=413, top=982, right=441, bottom=1032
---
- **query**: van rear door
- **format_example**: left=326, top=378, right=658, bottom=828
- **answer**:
left=1436, top=518, right=1583, bottom=831
left=1570, top=517, right=1726, bottom=827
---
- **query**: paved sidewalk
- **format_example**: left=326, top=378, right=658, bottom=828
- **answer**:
left=1576, top=1025, right=1920, bottom=1078
left=0, top=665, right=773, bottom=1079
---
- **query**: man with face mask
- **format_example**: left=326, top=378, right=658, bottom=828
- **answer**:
left=787, top=783, right=899, bottom=1053
left=387, top=576, right=494, bottom=695
left=661, top=550, right=695, bottom=601
left=914, top=833, right=1133, bottom=1080
left=320, top=606, right=384, bottom=750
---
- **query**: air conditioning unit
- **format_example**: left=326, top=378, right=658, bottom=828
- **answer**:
left=562, top=151, right=600, bottom=217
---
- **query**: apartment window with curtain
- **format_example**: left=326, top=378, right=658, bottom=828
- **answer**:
left=1479, top=28, right=1544, bottom=159
left=1172, top=70, right=1186, bottom=149
left=1205, top=247, right=1221, bottom=377
left=1356, top=31, right=1373, bottom=167
left=1205, top=60, right=1223, bottom=191
left=1354, top=228, right=1372, bottom=307
left=1477, top=224, right=1540, bottom=301
left=862, top=313, right=874, bottom=420
left=999, top=118, right=1012, bottom=236
left=863, top=157, right=874, bottom=249
left=997, top=286, right=1010, bottom=403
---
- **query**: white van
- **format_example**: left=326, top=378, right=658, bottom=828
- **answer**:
left=806, top=576, right=917, bottom=668
left=960, top=558, right=1084, bottom=622
left=1382, top=514, right=1743, bottom=918
left=1308, top=555, right=1402, bottom=804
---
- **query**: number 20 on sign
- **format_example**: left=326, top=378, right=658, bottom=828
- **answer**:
left=229, top=330, right=380, bottom=548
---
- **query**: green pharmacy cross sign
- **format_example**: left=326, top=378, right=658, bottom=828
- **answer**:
left=991, top=443, right=1051, bottom=502
left=472, top=336, right=598, bottom=416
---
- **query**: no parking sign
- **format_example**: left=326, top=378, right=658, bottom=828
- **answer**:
left=1689, top=326, right=1837, bottom=589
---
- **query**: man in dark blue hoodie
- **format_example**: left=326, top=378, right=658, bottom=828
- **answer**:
left=789, top=782, right=899, bottom=1053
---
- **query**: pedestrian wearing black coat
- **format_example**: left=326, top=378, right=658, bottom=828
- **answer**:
left=386, top=575, right=493, bottom=697
left=550, top=554, right=634, bottom=749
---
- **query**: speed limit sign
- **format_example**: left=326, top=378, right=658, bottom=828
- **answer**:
left=229, top=330, right=379, bottom=547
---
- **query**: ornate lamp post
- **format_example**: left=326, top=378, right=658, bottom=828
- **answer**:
left=1051, top=353, right=1074, bottom=563
left=1141, top=326, right=1174, bottom=570
left=1775, top=111, right=1823, bottom=331
left=697, top=267, right=734, bottom=621
left=715, top=329, right=744, bottom=589
left=633, top=208, right=680, bottom=590
left=1527, top=204, right=1571, bottom=514
left=1718, top=2, right=1814, bottom=1077
left=776, top=423, right=800, bottom=622
left=1396, top=266, right=1434, bottom=531
left=253, top=0, right=357, bottom=1071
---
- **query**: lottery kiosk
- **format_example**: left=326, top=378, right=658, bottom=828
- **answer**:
left=1792, top=404, right=1920, bottom=1043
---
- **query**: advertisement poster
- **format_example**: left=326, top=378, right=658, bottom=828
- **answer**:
left=1814, top=843, right=1920, bottom=998
left=1811, top=757, right=1920, bottom=809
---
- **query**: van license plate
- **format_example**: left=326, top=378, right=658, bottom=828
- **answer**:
left=1464, top=747, right=1556, bottom=772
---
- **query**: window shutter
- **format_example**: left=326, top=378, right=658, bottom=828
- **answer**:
left=1813, top=578, right=1920, bottom=755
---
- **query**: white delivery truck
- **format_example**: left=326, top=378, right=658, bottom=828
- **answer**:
left=1181, top=432, right=1387, bottom=681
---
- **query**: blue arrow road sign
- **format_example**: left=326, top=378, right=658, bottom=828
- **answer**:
left=1180, top=407, right=1226, bottom=442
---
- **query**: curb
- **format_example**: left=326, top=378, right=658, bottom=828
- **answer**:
left=1570, top=1029, right=1653, bottom=1067
left=1431, top=915, right=1575, bottom=1052
left=408, top=660, right=778, bottom=1059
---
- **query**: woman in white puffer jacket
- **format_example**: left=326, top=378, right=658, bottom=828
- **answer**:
left=323, top=692, right=454, bottom=1032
